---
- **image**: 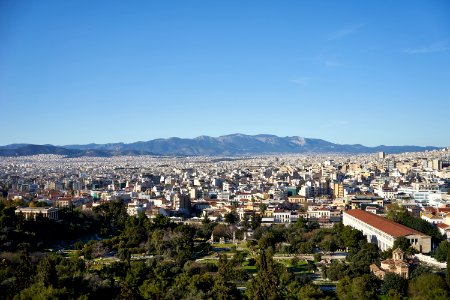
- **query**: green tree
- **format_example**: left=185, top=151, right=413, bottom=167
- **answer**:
left=258, top=232, right=276, bottom=250
left=93, top=200, right=128, bottom=235
left=308, top=221, right=320, bottom=230
left=211, top=274, right=240, bottom=300
left=36, top=255, right=58, bottom=287
left=224, top=211, right=238, bottom=225
left=447, top=247, right=450, bottom=288
left=201, top=213, right=210, bottom=225
left=298, top=283, right=324, bottom=300
left=152, top=214, right=171, bottom=228
left=118, top=248, right=131, bottom=266
left=386, top=289, right=406, bottom=300
left=294, top=217, right=306, bottom=229
left=16, top=282, right=67, bottom=300
left=347, top=242, right=379, bottom=276
left=212, top=223, right=233, bottom=241
left=259, top=203, right=268, bottom=216
left=325, top=260, right=350, bottom=281
left=16, top=253, right=34, bottom=291
left=386, top=203, right=406, bottom=220
left=240, top=214, right=250, bottom=230
left=251, top=213, right=262, bottom=230
left=381, top=273, right=408, bottom=296
left=139, top=279, right=162, bottom=299
left=392, top=237, right=410, bottom=253
left=206, top=254, right=241, bottom=299
left=121, top=217, right=146, bottom=247
left=319, top=234, right=338, bottom=252
left=313, top=253, right=322, bottom=263
left=337, top=224, right=365, bottom=250
left=410, top=264, right=434, bottom=279
left=350, top=274, right=379, bottom=300
left=336, top=276, right=353, bottom=300
left=278, top=270, right=301, bottom=299
left=408, top=273, right=449, bottom=300
left=246, top=250, right=279, bottom=300
left=389, top=209, right=443, bottom=241
left=336, top=274, right=379, bottom=300
left=73, top=241, right=84, bottom=250
left=434, top=240, right=450, bottom=262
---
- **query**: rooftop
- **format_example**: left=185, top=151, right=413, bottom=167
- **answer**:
left=437, top=223, right=449, bottom=229
left=344, top=209, right=428, bottom=238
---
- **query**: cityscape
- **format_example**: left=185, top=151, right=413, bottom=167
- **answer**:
left=1, top=146, right=450, bottom=299
left=2, top=1, right=450, bottom=299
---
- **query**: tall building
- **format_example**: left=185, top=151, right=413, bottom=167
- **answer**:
left=431, top=159, right=442, bottom=171
left=189, top=188, right=203, bottom=200
left=174, top=194, right=191, bottom=213
left=333, top=182, right=344, bottom=198
left=378, top=152, right=386, bottom=159
left=384, top=159, right=396, bottom=171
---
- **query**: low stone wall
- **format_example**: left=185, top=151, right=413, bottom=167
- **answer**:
left=414, top=253, right=447, bottom=269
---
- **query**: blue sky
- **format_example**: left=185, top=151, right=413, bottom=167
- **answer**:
left=1, top=1, right=449, bottom=147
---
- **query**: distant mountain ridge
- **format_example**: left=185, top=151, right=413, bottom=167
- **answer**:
left=0, top=144, right=155, bottom=157
left=0, top=134, right=441, bottom=157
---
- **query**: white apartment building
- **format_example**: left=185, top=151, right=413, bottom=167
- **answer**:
left=421, top=213, right=444, bottom=225
left=397, top=186, right=445, bottom=207
left=273, top=211, right=298, bottom=223
left=307, top=208, right=331, bottom=219
left=127, top=200, right=145, bottom=216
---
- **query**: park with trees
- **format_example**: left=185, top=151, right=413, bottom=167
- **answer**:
left=1, top=198, right=450, bottom=299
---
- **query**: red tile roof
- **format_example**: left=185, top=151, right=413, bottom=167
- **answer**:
left=345, top=209, right=427, bottom=238
left=437, top=223, right=450, bottom=229
left=424, top=207, right=437, bottom=213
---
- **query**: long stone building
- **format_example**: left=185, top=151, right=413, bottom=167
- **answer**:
left=15, top=207, right=59, bottom=221
left=343, top=209, right=431, bottom=253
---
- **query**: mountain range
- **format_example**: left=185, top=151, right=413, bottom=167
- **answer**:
left=0, top=134, right=441, bottom=157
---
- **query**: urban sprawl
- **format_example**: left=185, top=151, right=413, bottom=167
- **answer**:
left=3, top=149, right=450, bottom=229
left=2, top=147, right=450, bottom=298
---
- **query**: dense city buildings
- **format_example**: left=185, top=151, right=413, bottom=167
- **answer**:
left=1, top=147, right=450, bottom=298
left=1, top=147, right=449, bottom=233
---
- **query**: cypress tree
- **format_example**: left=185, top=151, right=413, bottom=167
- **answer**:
left=446, top=247, right=450, bottom=288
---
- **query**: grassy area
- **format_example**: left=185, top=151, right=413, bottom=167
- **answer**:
left=241, top=259, right=257, bottom=274
left=88, top=263, right=104, bottom=271
left=288, top=265, right=309, bottom=273
left=212, top=242, right=249, bottom=250
left=314, top=281, right=336, bottom=286
left=242, top=265, right=257, bottom=274
left=60, top=250, right=80, bottom=258
left=197, top=258, right=219, bottom=265
left=275, top=259, right=312, bottom=274
left=240, top=258, right=313, bottom=275
left=277, top=259, right=307, bottom=267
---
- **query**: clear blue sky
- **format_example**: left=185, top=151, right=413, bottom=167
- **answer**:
left=1, top=1, right=449, bottom=147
